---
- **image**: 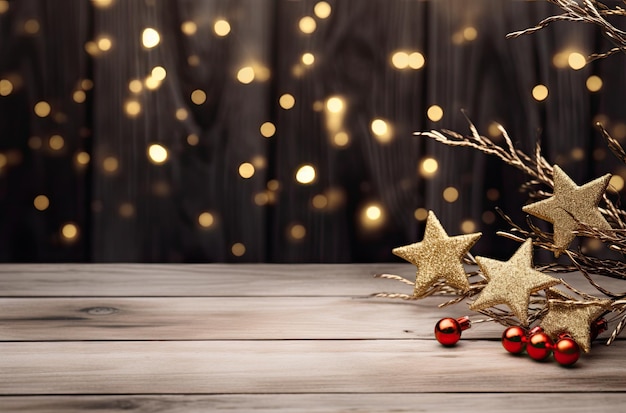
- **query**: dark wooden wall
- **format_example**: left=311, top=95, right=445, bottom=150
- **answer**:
left=0, top=0, right=624, bottom=262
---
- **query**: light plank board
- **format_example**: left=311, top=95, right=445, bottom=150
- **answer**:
left=0, top=296, right=509, bottom=341
left=2, top=340, right=626, bottom=395
left=2, top=393, right=624, bottom=413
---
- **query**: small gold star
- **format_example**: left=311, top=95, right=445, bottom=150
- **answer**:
left=393, top=210, right=481, bottom=297
left=470, top=238, right=560, bottom=326
left=541, top=299, right=611, bottom=353
left=522, top=165, right=611, bottom=256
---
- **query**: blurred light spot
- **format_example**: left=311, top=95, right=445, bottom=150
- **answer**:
left=53, top=112, right=68, bottom=123
left=231, top=242, right=246, bottom=257
left=0, top=153, right=6, bottom=168
left=187, top=133, right=199, bottom=146
left=214, top=19, right=231, bottom=37
left=414, top=207, right=428, bottom=221
left=408, top=52, right=425, bottom=69
left=612, top=123, right=626, bottom=140
left=175, top=108, right=188, bottom=121
left=427, top=105, right=444, bottom=122
left=119, top=202, right=135, bottom=218
left=148, top=144, right=168, bottom=164
left=198, top=212, right=215, bottom=228
left=487, top=122, right=502, bottom=138
left=332, top=131, right=350, bottom=147
left=463, top=27, right=477, bottom=41
left=239, top=162, right=255, bottom=179
left=144, top=76, right=161, bottom=90
left=34, top=101, right=51, bottom=117
left=49, top=135, right=64, bottom=150
left=191, top=89, right=206, bottom=105
left=84, top=41, right=99, bottom=56
left=91, top=0, right=114, bottom=8
left=76, top=151, right=90, bottom=165
left=482, top=210, right=496, bottom=224
left=312, top=101, right=324, bottom=111
left=609, top=175, right=624, bottom=192
left=301, top=52, right=315, bottom=66
left=460, top=219, right=476, bottom=233
left=312, top=194, right=328, bottom=209
left=288, top=223, right=307, bottom=241
left=568, top=52, right=586, bottom=70
left=314, top=1, right=331, bottom=19
left=152, top=181, right=170, bottom=197
left=552, top=51, right=568, bottom=68
left=326, top=96, right=344, bottom=113
left=142, top=28, right=160, bottom=48
left=279, top=93, right=295, bottom=109
left=585, top=238, right=603, bottom=252
left=267, top=179, right=280, bottom=191
left=371, top=118, right=392, bottom=143
left=33, top=195, right=49, bottom=211
left=0, top=79, right=13, bottom=96
left=0, top=0, right=9, bottom=13
left=181, top=21, right=197, bottom=36
left=81, top=79, right=94, bottom=90
left=61, top=223, right=79, bottom=241
left=151, top=66, right=166, bottom=81
left=571, top=147, right=585, bottom=161
left=365, top=205, right=381, bottom=220
left=295, top=164, right=316, bottom=184
left=28, top=136, right=42, bottom=150
left=251, top=155, right=266, bottom=169
left=129, top=79, right=143, bottom=93
left=361, top=203, right=385, bottom=229
left=260, top=122, right=276, bottom=138
left=586, top=75, right=603, bottom=92
left=103, top=156, right=119, bottom=173
left=391, top=51, right=409, bottom=69
left=594, top=114, right=610, bottom=127
left=97, top=36, right=112, bottom=51
left=419, top=157, right=438, bottom=178
left=254, top=191, right=269, bottom=206
left=73, top=90, right=86, bottom=103
left=124, top=100, right=141, bottom=117
left=23, top=19, right=39, bottom=35
left=486, top=188, right=499, bottom=201
left=188, top=55, right=200, bottom=66
left=532, top=84, right=549, bottom=101
left=237, top=66, right=255, bottom=84
left=443, top=187, right=459, bottom=203
left=299, top=16, right=316, bottom=34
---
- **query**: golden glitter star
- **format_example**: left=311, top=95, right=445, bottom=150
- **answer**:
left=540, top=299, right=611, bottom=353
left=470, top=238, right=560, bottom=326
left=522, top=165, right=611, bottom=256
left=392, top=211, right=481, bottom=297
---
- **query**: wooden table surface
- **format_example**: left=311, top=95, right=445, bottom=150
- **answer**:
left=1, top=264, right=626, bottom=412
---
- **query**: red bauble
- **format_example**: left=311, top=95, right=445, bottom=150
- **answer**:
left=502, top=326, right=527, bottom=354
left=527, top=330, right=553, bottom=361
left=553, top=337, right=580, bottom=366
left=434, top=317, right=470, bottom=346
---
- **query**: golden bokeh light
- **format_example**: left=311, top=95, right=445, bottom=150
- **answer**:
left=532, top=84, right=549, bottom=101
left=144, top=75, right=161, bottom=90
left=231, top=242, right=246, bottom=257
left=76, top=151, right=90, bottom=165
left=119, top=202, right=135, bottom=218
left=49, top=135, right=64, bottom=150
left=34, top=101, right=51, bottom=117
left=124, top=100, right=141, bottom=117
left=237, top=66, right=255, bottom=84
left=147, top=144, right=168, bottom=164
left=326, top=96, right=345, bottom=113
left=568, top=52, right=586, bottom=70
left=419, top=157, right=438, bottom=178
left=214, top=19, right=231, bottom=37
left=175, top=108, right=188, bottom=121
left=586, top=75, right=603, bottom=92
left=295, top=164, right=316, bottom=184
left=151, top=66, right=167, bottom=81
left=267, top=179, right=280, bottom=191
left=0, top=0, right=9, bottom=13
left=408, top=52, right=425, bottom=69
left=427, top=105, right=444, bottom=122
left=198, top=211, right=215, bottom=228
left=73, top=90, right=86, bottom=103
left=279, top=93, right=296, bottom=109
left=552, top=51, right=568, bottom=68
left=103, top=156, right=119, bottom=173
left=191, top=89, right=207, bottom=105
left=187, top=133, right=199, bottom=146
left=188, top=55, right=200, bottom=66
left=361, top=203, right=385, bottom=229
left=414, top=207, right=428, bottom=221
left=314, top=1, right=332, bottom=19
left=81, top=79, right=94, bottom=90
left=288, top=223, right=307, bottom=241
left=141, top=28, right=160, bottom=48
left=443, top=186, right=459, bottom=203
left=181, top=21, right=197, bottom=36
left=85, top=41, right=99, bottom=56
left=260, top=122, right=276, bottom=138
left=332, top=131, right=350, bottom=147
left=61, top=223, right=79, bottom=241
left=97, top=36, right=112, bottom=51
left=571, top=147, right=585, bottom=161
left=609, top=175, right=625, bottom=192
left=299, top=16, right=317, bottom=34
left=254, top=191, right=270, bottom=206
left=312, top=194, right=328, bottom=209
left=0, top=153, right=6, bottom=168
left=371, top=118, right=388, bottom=136
left=129, top=79, right=143, bottom=93
left=91, top=0, right=114, bottom=8
left=33, top=195, right=49, bottom=211
left=463, top=26, right=478, bottom=41
left=239, top=162, right=255, bottom=179
left=486, top=188, right=500, bottom=201
left=461, top=219, right=476, bottom=233
left=301, top=52, right=315, bottom=66
left=613, top=123, right=626, bottom=139
left=391, top=51, right=409, bottom=69
left=24, top=19, right=40, bottom=35
left=0, top=79, right=13, bottom=96
left=487, top=122, right=502, bottom=138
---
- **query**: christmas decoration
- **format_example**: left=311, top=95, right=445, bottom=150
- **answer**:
left=526, top=327, right=553, bottom=361
left=553, top=335, right=581, bottom=366
left=501, top=326, right=527, bottom=354
left=434, top=316, right=471, bottom=346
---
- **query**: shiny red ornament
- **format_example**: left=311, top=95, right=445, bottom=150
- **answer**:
left=502, top=326, right=527, bottom=354
left=526, top=327, right=553, bottom=361
left=553, top=335, right=581, bottom=366
left=434, top=316, right=471, bottom=346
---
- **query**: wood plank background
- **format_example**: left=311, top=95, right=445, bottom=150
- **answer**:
left=2, top=264, right=626, bottom=411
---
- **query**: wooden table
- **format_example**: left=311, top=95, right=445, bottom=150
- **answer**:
left=1, top=264, right=626, bottom=412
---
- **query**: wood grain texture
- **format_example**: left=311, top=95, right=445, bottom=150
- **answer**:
left=2, top=340, right=626, bottom=395
left=1, top=394, right=623, bottom=413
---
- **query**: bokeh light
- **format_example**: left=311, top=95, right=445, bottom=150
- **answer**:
left=314, top=2, right=332, bottom=19
left=427, top=105, right=444, bottom=122
left=239, top=162, right=255, bottom=179
left=360, top=202, right=385, bottom=229
left=288, top=223, right=307, bottom=241
left=295, top=164, right=316, bottom=184
left=419, top=157, right=439, bottom=178
left=414, top=208, right=428, bottom=221
left=34, top=101, right=51, bottom=117
left=0, top=79, right=13, bottom=96
left=142, top=28, right=160, bottom=48
left=181, top=21, right=197, bottom=36
left=586, top=75, right=603, bottom=92
left=532, top=84, right=549, bottom=101
left=299, top=16, right=316, bottom=34
left=609, top=175, right=625, bottom=192
left=61, top=223, right=79, bottom=242
left=279, top=93, right=296, bottom=109
left=443, top=187, right=459, bottom=203
left=231, top=242, right=246, bottom=257
left=260, top=122, right=276, bottom=138
left=568, top=52, right=586, bottom=70
left=214, top=19, right=231, bottom=37
left=198, top=212, right=215, bottom=228
left=147, top=144, right=168, bottom=164
left=33, top=195, right=49, bottom=211
left=237, top=66, right=255, bottom=84
left=191, top=89, right=207, bottom=105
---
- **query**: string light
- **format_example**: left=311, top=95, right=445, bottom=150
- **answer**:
left=301, top=52, right=315, bottom=66
left=461, top=219, right=477, bottom=233
left=332, top=131, right=350, bottom=147
left=314, top=2, right=332, bottom=19
left=267, top=179, right=280, bottom=191
left=312, top=194, right=328, bottom=209
left=141, top=28, right=160, bottom=48
left=279, top=93, right=295, bottom=109
left=361, top=203, right=385, bottom=229
left=239, top=162, right=255, bottom=179
left=260, top=122, right=276, bottom=138
left=49, top=135, right=64, bottom=150
left=198, top=212, right=215, bottom=228
left=586, top=75, right=603, bottom=92
left=97, top=36, right=112, bottom=52
left=408, top=52, right=425, bottom=69
left=463, top=27, right=478, bottom=41
left=175, top=108, right=188, bottom=121
left=237, top=66, right=255, bottom=84
left=151, top=66, right=166, bottom=81
left=532, top=84, right=549, bottom=101
left=427, top=105, right=444, bottom=122
left=391, top=51, right=409, bottom=69
left=419, top=157, right=438, bottom=178
left=568, top=52, right=586, bottom=70
left=214, top=19, right=231, bottom=37
left=295, top=164, right=316, bottom=184
left=609, top=175, right=624, bottom=192
left=299, top=16, right=316, bottom=34
left=81, top=79, right=94, bottom=90
left=24, top=19, right=40, bottom=35
left=371, top=118, right=392, bottom=143
left=326, top=96, right=344, bottom=113
left=73, top=90, right=86, bottom=103
left=147, top=144, right=168, bottom=164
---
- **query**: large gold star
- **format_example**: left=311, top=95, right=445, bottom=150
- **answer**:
left=522, top=165, right=611, bottom=256
left=470, top=238, right=560, bottom=326
left=540, top=299, right=611, bottom=353
left=392, top=211, right=481, bottom=297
